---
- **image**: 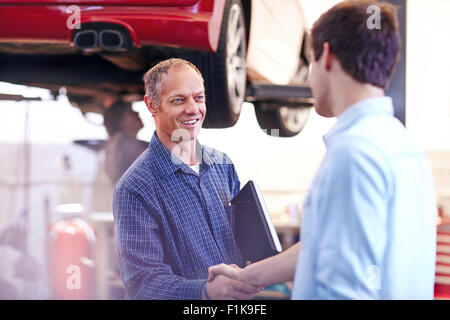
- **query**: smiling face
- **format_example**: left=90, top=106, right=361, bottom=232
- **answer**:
left=146, top=64, right=206, bottom=147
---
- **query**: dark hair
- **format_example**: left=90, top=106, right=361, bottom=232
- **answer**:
left=103, top=100, right=130, bottom=136
left=311, top=0, right=401, bottom=89
left=143, top=58, right=204, bottom=107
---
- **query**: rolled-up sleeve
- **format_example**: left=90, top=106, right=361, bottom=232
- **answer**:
left=113, top=186, right=205, bottom=300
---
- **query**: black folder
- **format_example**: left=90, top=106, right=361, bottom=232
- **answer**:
left=230, top=180, right=282, bottom=263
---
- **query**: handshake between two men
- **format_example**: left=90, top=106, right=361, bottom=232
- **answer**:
left=204, top=263, right=262, bottom=300
left=113, top=1, right=437, bottom=301
left=204, top=243, right=301, bottom=300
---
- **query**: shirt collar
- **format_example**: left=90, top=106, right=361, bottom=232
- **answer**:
left=323, top=96, right=394, bottom=146
left=147, top=132, right=212, bottom=178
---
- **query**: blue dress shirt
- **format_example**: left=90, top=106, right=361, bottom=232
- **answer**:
left=113, top=133, right=242, bottom=299
left=292, top=97, right=437, bottom=299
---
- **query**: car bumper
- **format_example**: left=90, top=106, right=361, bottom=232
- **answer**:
left=0, top=0, right=224, bottom=52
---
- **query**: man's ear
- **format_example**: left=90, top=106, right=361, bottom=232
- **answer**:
left=144, top=95, right=157, bottom=117
left=322, top=42, right=334, bottom=71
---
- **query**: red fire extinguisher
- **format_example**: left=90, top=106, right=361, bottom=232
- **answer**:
left=49, top=216, right=97, bottom=299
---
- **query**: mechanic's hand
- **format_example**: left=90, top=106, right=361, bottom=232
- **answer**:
left=205, top=269, right=262, bottom=300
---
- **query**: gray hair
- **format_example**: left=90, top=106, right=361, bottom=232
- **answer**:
left=143, top=58, right=204, bottom=107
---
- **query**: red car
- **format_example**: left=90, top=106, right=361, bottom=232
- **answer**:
left=0, top=0, right=311, bottom=136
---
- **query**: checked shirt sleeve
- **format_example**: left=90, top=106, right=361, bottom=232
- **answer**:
left=113, top=186, right=205, bottom=300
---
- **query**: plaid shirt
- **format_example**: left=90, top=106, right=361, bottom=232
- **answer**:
left=113, top=133, right=243, bottom=299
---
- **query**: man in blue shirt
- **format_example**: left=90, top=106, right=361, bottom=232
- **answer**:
left=208, top=1, right=437, bottom=299
left=113, top=58, right=260, bottom=299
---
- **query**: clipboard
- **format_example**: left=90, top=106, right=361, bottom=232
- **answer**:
left=230, top=180, right=283, bottom=263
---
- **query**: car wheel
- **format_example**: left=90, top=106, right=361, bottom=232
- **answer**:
left=195, top=0, right=247, bottom=128
left=254, top=103, right=311, bottom=137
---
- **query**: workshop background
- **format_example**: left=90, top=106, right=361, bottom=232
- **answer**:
left=0, top=0, right=449, bottom=299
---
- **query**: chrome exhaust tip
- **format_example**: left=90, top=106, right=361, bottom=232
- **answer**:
left=73, top=30, right=98, bottom=50
left=99, top=30, right=126, bottom=51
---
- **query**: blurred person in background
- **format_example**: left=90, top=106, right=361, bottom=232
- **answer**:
left=103, top=100, right=148, bottom=185
left=208, top=0, right=437, bottom=300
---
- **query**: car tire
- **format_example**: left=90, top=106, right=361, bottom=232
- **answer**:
left=254, top=103, right=311, bottom=137
left=194, top=0, right=247, bottom=128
